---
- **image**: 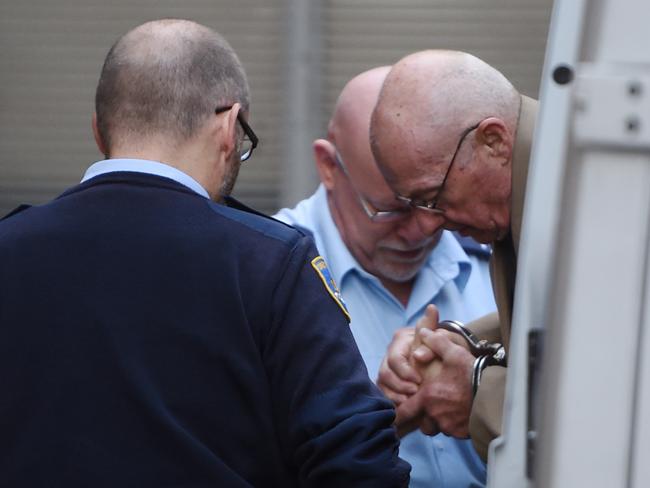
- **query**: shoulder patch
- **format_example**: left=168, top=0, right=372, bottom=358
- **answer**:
left=311, top=256, right=351, bottom=323
left=208, top=198, right=300, bottom=245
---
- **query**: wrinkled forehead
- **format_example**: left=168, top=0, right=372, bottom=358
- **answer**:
left=380, top=156, right=444, bottom=202
left=371, top=122, right=450, bottom=197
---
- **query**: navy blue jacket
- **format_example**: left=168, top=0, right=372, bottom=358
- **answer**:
left=0, top=172, right=409, bottom=487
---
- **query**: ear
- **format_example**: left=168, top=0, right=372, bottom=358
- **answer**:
left=92, top=112, right=108, bottom=157
left=218, top=103, right=241, bottom=156
left=474, top=117, right=513, bottom=165
left=313, top=139, right=338, bottom=190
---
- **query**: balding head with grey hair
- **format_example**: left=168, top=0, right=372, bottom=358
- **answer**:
left=305, top=65, right=439, bottom=306
left=95, top=19, right=249, bottom=154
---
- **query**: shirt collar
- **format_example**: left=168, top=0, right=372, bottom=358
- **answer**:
left=422, top=230, right=473, bottom=292
left=81, top=158, right=210, bottom=199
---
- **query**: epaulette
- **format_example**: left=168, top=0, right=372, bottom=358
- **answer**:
left=224, top=196, right=313, bottom=238
left=0, top=204, right=32, bottom=222
left=224, top=196, right=270, bottom=219
left=453, top=231, right=492, bottom=259
left=288, top=224, right=314, bottom=239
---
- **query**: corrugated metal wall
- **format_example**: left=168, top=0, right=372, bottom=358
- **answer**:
left=0, top=0, right=284, bottom=214
left=323, top=0, right=552, bottom=109
left=0, top=0, right=552, bottom=216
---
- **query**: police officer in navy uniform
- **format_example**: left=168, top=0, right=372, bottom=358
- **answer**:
left=0, top=19, right=409, bottom=487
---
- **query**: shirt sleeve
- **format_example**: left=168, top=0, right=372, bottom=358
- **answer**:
left=264, top=235, right=410, bottom=488
left=467, top=311, right=501, bottom=344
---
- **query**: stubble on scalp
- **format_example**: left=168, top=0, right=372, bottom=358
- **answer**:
left=95, top=19, right=250, bottom=155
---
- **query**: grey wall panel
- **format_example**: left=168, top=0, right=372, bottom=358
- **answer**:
left=322, top=0, right=553, bottom=130
left=0, top=0, right=283, bottom=215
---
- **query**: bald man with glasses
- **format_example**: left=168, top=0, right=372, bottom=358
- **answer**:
left=370, top=50, right=538, bottom=463
left=275, top=66, right=496, bottom=488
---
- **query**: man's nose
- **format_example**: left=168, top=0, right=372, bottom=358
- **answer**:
left=396, top=209, right=441, bottom=243
left=395, top=212, right=428, bottom=244
left=413, top=209, right=446, bottom=237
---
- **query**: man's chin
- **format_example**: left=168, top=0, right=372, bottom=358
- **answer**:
left=375, top=259, right=426, bottom=284
left=386, top=250, right=425, bottom=263
left=380, top=242, right=436, bottom=262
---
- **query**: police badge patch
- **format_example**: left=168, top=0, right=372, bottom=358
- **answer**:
left=311, top=256, right=351, bottom=322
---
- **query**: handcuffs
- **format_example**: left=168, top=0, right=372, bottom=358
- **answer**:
left=437, top=320, right=507, bottom=398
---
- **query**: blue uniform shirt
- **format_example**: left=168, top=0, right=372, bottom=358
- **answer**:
left=275, top=185, right=496, bottom=488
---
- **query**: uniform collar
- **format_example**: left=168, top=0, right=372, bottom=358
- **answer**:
left=81, top=158, right=210, bottom=199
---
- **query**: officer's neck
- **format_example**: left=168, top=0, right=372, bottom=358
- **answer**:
left=109, top=135, right=219, bottom=200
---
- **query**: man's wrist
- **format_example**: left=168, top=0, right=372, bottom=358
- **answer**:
left=438, top=320, right=507, bottom=398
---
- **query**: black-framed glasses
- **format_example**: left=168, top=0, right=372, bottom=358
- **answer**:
left=333, top=149, right=412, bottom=223
left=395, top=120, right=483, bottom=215
left=215, top=105, right=259, bottom=162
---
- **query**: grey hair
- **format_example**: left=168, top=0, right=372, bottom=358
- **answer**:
left=95, top=19, right=250, bottom=152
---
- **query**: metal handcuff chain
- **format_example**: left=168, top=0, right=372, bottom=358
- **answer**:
left=436, top=320, right=507, bottom=398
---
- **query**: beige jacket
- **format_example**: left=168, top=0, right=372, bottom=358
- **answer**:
left=468, top=95, right=538, bottom=461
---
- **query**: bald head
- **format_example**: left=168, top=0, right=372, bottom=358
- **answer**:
left=327, top=66, right=391, bottom=175
left=371, top=50, right=519, bottom=176
left=369, top=50, right=523, bottom=243
left=312, top=65, right=438, bottom=295
left=95, top=19, right=249, bottom=154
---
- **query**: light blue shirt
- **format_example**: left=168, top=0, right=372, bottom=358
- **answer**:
left=81, top=158, right=210, bottom=199
left=275, top=185, right=496, bottom=488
